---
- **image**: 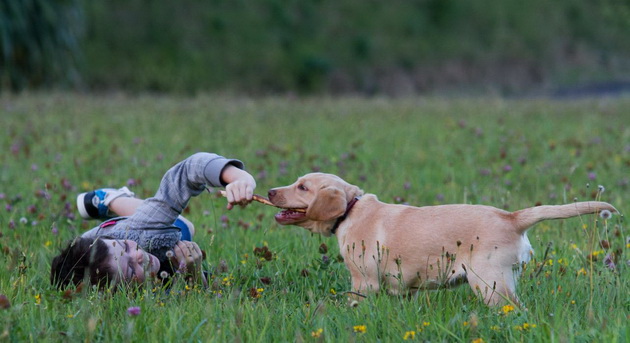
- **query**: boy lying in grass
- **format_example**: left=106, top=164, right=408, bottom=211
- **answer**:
left=51, top=152, right=256, bottom=288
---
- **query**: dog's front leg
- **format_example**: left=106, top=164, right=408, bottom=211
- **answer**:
left=347, top=269, right=378, bottom=307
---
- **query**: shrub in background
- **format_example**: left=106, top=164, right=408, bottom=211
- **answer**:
left=0, top=0, right=83, bottom=91
left=80, top=0, right=630, bottom=95
left=3, top=0, right=630, bottom=95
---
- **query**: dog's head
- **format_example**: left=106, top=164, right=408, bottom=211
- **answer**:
left=268, top=173, right=364, bottom=236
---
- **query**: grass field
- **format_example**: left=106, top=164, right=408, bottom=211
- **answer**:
left=0, top=93, right=628, bottom=342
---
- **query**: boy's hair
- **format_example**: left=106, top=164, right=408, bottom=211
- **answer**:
left=50, top=237, right=114, bottom=289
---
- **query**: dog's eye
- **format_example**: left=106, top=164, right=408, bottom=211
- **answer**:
left=297, top=184, right=308, bottom=191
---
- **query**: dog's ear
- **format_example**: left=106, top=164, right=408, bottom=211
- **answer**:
left=343, top=184, right=364, bottom=200
left=306, top=186, right=347, bottom=221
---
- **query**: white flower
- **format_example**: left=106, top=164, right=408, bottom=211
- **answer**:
left=599, top=210, right=612, bottom=220
left=159, top=271, right=169, bottom=279
left=597, top=185, right=605, bottom=193
left=165, top=250, right=174, bottom=258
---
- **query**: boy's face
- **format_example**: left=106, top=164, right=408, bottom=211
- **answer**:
left=103, top=239, right=160, bottom=283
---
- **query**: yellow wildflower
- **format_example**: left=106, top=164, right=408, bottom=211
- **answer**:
left=472, top=339, right=484, bottom=343
left=576, top=268, right=587, bottom=276
left=45, top=241, right=52, bottom=247
left=353, top=325, right=367, bottom=333
left=330, top=288, right=336, bottom=295
left=311, top=328, right=323, bottom=338
left=570, top=243, right=578, bottom=249
left=591, top=250, right=604, bottom=257
left=34, top=294, right=41, bottom=305
left=463, top=321, right=469, bottom=327
left=423, top=321, right=430, bottom=327
left=221, top=276, right=233, bottom=286
left=501, top=304, right=514, bottom=314
left=490, top=325, right=500, bottom=332
left=403, top=331, right=416, bottom=340
left=515, top=322, right=537, bottom=331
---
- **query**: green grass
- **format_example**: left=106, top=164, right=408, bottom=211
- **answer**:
left=0, top=93, right=628, bottom=342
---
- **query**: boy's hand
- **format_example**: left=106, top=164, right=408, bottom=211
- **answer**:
left=171, top=241, right=203, bottom=274
left=170, top=241, right=208, bottom=286
left=221, top=165, right=256, bottom=210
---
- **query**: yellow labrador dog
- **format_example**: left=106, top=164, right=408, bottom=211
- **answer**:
left=268, top=173, right=617, bottom=306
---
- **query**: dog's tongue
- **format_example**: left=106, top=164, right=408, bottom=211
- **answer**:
left=274, top=210, right=306, bottom=225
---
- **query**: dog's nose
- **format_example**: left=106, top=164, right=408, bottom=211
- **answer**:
left=268, top=189, right=277, bottom=198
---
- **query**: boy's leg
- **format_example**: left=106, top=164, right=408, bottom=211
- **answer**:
left=76, top=187, right=135, bottom=219
left=78, top=188, right=195, bottom=238
left=107, top=197, right=144, bottom=216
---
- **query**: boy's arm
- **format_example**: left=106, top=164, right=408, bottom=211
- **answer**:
left=123, top=152, right=256, bottom=230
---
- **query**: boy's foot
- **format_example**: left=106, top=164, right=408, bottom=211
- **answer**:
left=76, top=187, right=135, bottom=220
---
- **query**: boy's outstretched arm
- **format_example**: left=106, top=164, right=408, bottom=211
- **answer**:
left=120, top=152, right=256, bottom=230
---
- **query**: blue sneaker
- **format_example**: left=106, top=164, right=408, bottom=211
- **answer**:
left=76, top=187, right=135, bottom=220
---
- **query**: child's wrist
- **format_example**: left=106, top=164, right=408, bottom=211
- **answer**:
left=222, top=166, right=255, bottom=186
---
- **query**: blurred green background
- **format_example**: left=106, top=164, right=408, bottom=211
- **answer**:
left=2, top=0, right=630, bottom=95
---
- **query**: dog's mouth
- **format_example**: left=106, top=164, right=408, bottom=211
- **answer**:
left=274, top=208, right=307, bottom=225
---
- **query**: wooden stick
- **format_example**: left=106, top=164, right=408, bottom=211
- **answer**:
left=217, top=190, right=306, bottom=212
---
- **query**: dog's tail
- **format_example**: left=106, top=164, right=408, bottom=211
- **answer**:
left=513, top=201, right=618, bottom=234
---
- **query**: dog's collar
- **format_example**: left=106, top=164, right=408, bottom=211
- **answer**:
left=331, top=196, right=361, bottom=235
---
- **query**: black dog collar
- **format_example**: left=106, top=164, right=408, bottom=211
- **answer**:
left=331, top=196, right=361, bottom=235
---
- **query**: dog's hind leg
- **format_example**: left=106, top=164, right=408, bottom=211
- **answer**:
left=465, top=266, right=520, bottom=306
